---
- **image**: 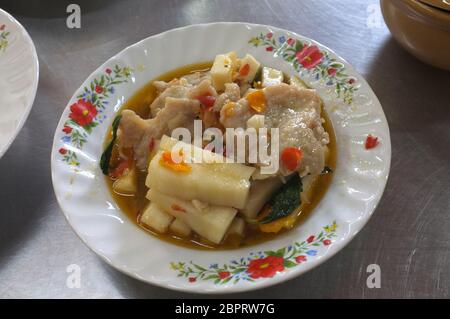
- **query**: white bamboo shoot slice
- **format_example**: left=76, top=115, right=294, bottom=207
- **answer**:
left=158, top=135, right=179, bottom=151
left=211, top=53, right=236, bottom=91
left=112, top=166, right=137, bottom=195
left=301, top=174, right=318, bottom=204
left=237, top=54, right=261, bottom=83
left=139, top=202, right=174, bottom=233
left=146, top=137, right=255, bottom=209
left=169, top=218, right=191, bottom=237
left=241, top=177, right=283, bottom=219
left=224, top=217, right=245, bottom=246
left=226, top=217, right=246, bottom=237
left=261, top=67, right=284, bottom=87
left=147, top=189, right=236, bottom=244
left=246, top=114, right=265, bottom=131
left=289, top=75, right=308, bottom=89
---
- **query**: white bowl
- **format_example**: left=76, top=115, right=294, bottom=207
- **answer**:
left=0, top=8, right=39, bottom=158
left=51, top=22, right=391, bottom=293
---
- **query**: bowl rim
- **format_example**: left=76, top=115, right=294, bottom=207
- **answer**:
left=0, top=8, right=39, bottom=159
left=396, top=0, right=450, bottom=30
left=417, top=0, right=450, bottom=12
left=51, top=21, right=392, bottom=293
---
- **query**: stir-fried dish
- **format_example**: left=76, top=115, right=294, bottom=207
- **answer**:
left=101, top=52, right=336, bottom=249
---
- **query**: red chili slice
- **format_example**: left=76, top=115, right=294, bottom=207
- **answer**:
left=281, top=147, right=303, bottom=171
left=109, top=158, right=132, bottom=179
left=239, top=63, right=250, bottom=77
left=365, top=134, right=379, bottom=149
left=148, top=137, right=155, bottom=152
left=171, top=204, right=186, bottom=213
left=197, top=95, right=216, bottom=109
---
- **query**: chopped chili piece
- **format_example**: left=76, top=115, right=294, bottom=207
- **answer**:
left=365, top=134, right=379, bottom=149
left=109, top=157, right=132, bottom=179
left=159, top=151, right=191, bottom=173
left=246, top=90, right=266, bottom=113
left=281, top=147, right=303, bottom=171
left=259, top=213, right=297, bottom=233
left=239, top=63, right=250, bottom=77
left=197, top=94, right=216, bottom=109
left=148, top=137, right=155, bottom=152
left=171, top=204, right=186, bottom=213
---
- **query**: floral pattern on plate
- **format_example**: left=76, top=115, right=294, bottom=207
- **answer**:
left=249, top=32, right=359, bottom=104
left=171, top=221, right=337, bottom=284
left=59, top=65, right=132, bottom=166
left=0, top=24, right=10, bottom=52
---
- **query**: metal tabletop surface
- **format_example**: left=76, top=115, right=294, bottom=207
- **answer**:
left=0, top=0, right=449, bottom=299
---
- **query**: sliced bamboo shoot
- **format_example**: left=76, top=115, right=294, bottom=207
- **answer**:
left=226, top=217, right=246, bottom=237
left=147, top=189, right=237, bottom=244
left=140, top=202, right=174, bottom=233
left=246, top=114, right=265, bottom=131
left=224, top=217, right=245, bottom=247
left=169, top=218, right=191, bottom=237
left=301, top=175, right=317, bottom=204
left=112, top=166, right=137, bottom=195
left=289, top=75, right=309, bottom=89
left=211, top=52, right=237, bottom=91
left=147, top=137, right=255, bottom=209
left=261, top=67, right=284, bottom=87
left=237, top=54, right=261, bottom=83
left=241, top=177, right=283, bottom=219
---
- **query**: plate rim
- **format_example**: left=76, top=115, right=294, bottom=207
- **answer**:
left=0, top=8, right=39, bottom=159
left=50, top=21, right=391, bottom=294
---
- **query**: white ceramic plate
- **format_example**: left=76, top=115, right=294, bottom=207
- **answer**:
left=0, top=9, right=39, bottom=158
left=51, top=22, right=391, bottom=293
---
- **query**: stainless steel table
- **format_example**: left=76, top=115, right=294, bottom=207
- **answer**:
left=0, top=0, right=449, bottom=298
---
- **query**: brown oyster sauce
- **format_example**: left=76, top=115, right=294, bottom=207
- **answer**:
left=106, top=61, right=337, bottom=250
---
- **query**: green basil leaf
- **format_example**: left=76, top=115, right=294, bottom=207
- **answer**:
left=259, top=174, right=302, bottom=224
left=100, top=115, right=122, bottom=175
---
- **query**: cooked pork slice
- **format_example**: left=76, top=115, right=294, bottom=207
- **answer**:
left=119, top=110, right=151, bottom=149
left=263, top=84, right=329, bottom=176
left=152, top=77, right=191, bottom=94
left=187, top=79, right=217, bottom=99
left=218, top=83, right=328, bottom=176
left=120, top=98, right=200, bottom=169
left=163, top=97, right=201, bottom=132
left=181, top=71, right=211, bottom=86
left=213, top=94, right=229, bottom=112
left=213, top=83, right=242, bottom=112
left=152, top=80, right=170, bottom=93
left=219, top=98, right=253, bottom=129
left=263, top=84, right=322, bottom=115
left=224, top=83, right=241, bottom=101
left=149, top=85, right=190, bottom=117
